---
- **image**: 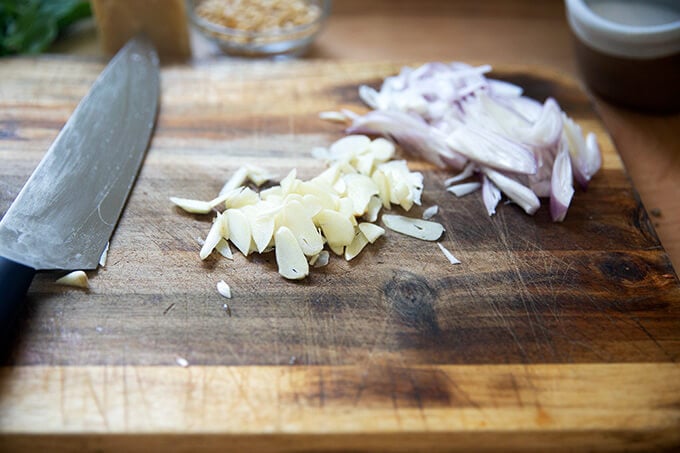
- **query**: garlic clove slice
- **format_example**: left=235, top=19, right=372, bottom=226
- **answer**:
left=313, top=250, right=330, bottom=267
left=382, top=214, right=445, bottom=241
left=358, top=222, right=385, bottom=243
left=219, top=166, right=249, bottom=196
left=200, top=212, right=226, bottom=260
left=281, top=200, right=324, bottom=256
left=344, top=230, right=370, bottom=261
left=364, top=196, right=383, bottom=222
left=215, top=238, right=233, bottom=259
left=275, top=226, right=309, bottom=280
left=371, top=170, right=391, bottom=209
left=343, top=173, right=379, bottom=216
left=169, top=197, right=213, bottom=214
left=56, top=270, right=89, bottom=289
left=226, top=209, right=253, bottom=256
left=368, top=138, right=395, bottom=162
left=316, top=209, right=355, bottom=247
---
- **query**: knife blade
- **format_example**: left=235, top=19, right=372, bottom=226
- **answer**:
left=0, top=36, right=160, bottom=341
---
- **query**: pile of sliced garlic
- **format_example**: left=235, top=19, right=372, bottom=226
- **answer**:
left=171, top=135, right=442, bottom=280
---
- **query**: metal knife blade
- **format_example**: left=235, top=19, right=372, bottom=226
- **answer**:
left=0, top=36, right=159, bottom=271
left=0, top=36, right=159, bottom=341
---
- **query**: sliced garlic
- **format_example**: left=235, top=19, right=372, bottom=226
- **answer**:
left=176, top=357, right=189, bottom=368
left=313, top=250, right=330, bottom=267
left=217, top=280, right=232, bottom=298
left=343, top=173, right=379, bottom=216
left=316, top=209, right=355, bottom=247
left=358, top=222, right=385, bottom=243
left=329, top=243, right=344, bottom=256
left=274, top=226, right=309, bottom=280
left=422, top=205, right=439, bottom=220
left=219, top=166, right=249, bottom=196
left=249, top=211, right=277, bottom=253
left=329, top=135, right=371, bottom=162
left=226, top=209, right=252, bottom=256
left=382, top=214, right=444, bottom=241
left=215, top=238, right=233, bottom=259
left=98, top=242, right=109, bottom=267
left=227, top=187, right=260, bottom=208
left=170, top=188, right=244, bottom=214
left=437, top=242, right=461, bottom=264
left=200, top=212, right=226, bottom=260
left=169, top=197, right=213, bottom=214
left=56, top=270, right=89, bottom=289
left=246, top=164, right=274, bottom=186
left=368, top=138, right=395, bottom=162
left=280, top=200, right=324, bottom=256
left=364, top=196, right=382, bottom=222
left=319, top=111, right=348, bottom=122
left=280, top=168, right=298, bottom=195
left=345, top=230, right=369, bottom=261
left=296, top=180, right=340, bottom=211
left=372, top=170, right=391, bottom=209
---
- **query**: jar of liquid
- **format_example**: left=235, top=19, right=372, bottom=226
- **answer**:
left=565, top=0, right=680, bottom=112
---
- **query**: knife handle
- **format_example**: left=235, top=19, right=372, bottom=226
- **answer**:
left=0, top=256, right=36, bottom=343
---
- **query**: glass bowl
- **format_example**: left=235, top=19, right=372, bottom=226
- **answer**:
left=187, top=0, right=331, bottom=58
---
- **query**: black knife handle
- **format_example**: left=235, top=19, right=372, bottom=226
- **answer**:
left=0, top=255, right=35, bottom=343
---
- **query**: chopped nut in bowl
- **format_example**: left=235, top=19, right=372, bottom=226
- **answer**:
left=188, top=0, right=331, bottom=58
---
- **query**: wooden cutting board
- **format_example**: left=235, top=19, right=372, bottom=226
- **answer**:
left=0, top=57, right=679, bottom=452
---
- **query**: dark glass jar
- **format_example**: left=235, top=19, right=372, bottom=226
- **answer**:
left=565, top=0, right=680, bottom=113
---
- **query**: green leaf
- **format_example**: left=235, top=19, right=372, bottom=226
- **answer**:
left=0, top=0, right=91, bottom=56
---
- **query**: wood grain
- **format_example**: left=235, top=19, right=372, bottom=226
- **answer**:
left=1, top=364, right=680, bottom=452
left=1, top=58, right=679, bottom=451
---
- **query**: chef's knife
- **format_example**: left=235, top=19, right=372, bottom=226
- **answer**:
left=0, top=36, right=160, bottom=341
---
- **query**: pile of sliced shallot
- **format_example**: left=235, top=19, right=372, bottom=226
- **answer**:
left=326, top=62, right=601, bottom=221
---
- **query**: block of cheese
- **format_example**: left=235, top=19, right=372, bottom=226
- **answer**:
left=92, top=0, right=191, bottom=61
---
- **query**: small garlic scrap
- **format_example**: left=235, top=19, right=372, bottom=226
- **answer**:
left=313, top=250, right=330, bottom=267
left=98, top=242, right=109, bottom=267
left=217, top=280, right=232, bottom=298
left=422, top=205, right=439, bottom=220
left=437, top=242, right=461, bottom=265
left=56, top=270, right=89, bottom=289
left=319, top=111, right=348, bottom=122
left=176, top=357, right=189, bottom=368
